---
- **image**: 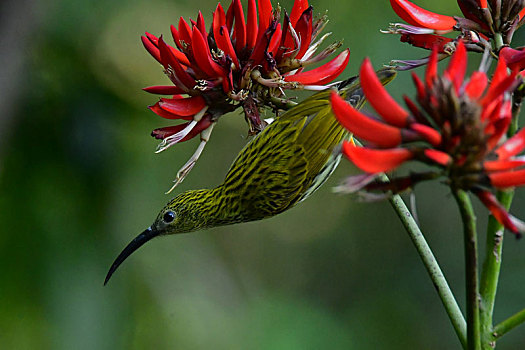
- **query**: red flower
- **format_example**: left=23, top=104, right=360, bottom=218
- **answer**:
left=331, top=41, right=525, bottom=235
left=385, top=0, right=525, bottom=69
left=141, top=0, right=349, bottom=190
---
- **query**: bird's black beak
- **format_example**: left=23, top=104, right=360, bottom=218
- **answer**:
left=104, top=226, right=160, bottom=285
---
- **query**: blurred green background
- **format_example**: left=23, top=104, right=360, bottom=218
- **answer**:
left=1, top=0, right=524, bottom=348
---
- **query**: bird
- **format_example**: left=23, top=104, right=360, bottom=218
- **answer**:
left=104, top=68, right=396, bottom=285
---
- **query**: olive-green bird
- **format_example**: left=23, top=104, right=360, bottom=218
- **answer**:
left=104, top=69, right=396, bottom=285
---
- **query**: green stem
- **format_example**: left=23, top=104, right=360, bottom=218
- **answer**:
left=453, top=189, right=481, bottom=350
left=493, top=308, right=525, bottom=338
left=388, top=192, right=467, bottom=349
left=493, top=33, right=504, bottom=51
left=479, top=191, right=513, bottom=349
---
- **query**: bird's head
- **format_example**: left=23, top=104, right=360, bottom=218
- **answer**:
left=104, top=189, right=211, bottom=285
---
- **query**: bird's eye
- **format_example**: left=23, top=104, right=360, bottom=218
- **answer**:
left=163, top=211, right=175, bottom=223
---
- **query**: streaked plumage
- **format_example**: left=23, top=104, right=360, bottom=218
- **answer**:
left=104, top=69, right=396, bottom=284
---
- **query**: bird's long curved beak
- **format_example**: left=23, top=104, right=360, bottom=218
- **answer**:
left=104, top=226, right=160, bottom=285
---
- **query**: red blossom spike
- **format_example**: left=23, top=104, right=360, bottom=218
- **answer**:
left=217, top=25, right=240, bottom=69
left=464, top=71, right=488, bottom=99
left=143, top=86, right=186, bottom=95
left=400, top=33, right=453, bottom=51
left=257, top=0, right=273, bottom=38
left=342, top=142, right=414, bottom=173
left=290, top=0, right=309, bottom=26
left=232, top=0, right=247, bottom=51
left=159, top=96, right=207, bottom=118
left=149, top=101, right=192, bottom=120
left=331, top=91, right=403, bottom=148
left=495, top=127, right=525, bottom=159
left=170, top=25, right=183, bottom=50
left=293, top=7, right=313, bottom=60
left=141, top=35, right=161, bottom=63
left=410, top=123, right=442, bottom=146
left=489, top=169, right=525, bottom=188
left=360, top=58, right=409, bottom=127
left=424, top=149, right=452, bottom=165
left=192, top=27, right=225, bottom=78
left=196, top=12, right=207, bottom=38
left=444, top=41, right=467, bottom=92
left=425, top=48, right=438, bottom=87
left=246, top=0, right=258, bottom=50
left=285, top=49, right=350, bottom=85
left=484, top=159, right=525, bottom=171
left=268, top=22, right=282, bottom=56
left=250, top=20, right=277, bottom=63
left=390, top=0, right=456, bottom=30
left=152, top=115, right=213, bottom=141
left=475, top=189, right=521, bottom=234
left=411, top=72, right=426, bottom=99
left=213, top=3, right=226, bottom=36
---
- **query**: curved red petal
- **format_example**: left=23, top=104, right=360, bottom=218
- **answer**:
left=331, top=91, right=403, bottom=148
left=285, top=49, right=350, bottom=85
left=360, top=58, right=409, bottom=127
left=400, top=33, right=453, bottom=51
left=484, top=159, right=525, bottom=171
left=410, top=123, right=442, bottom=146
left=293, top=7, right=313, bottom=60
left=390, top=0, right=456, bottom=30
left=157, top=37, right=196, bottom=90
left=192, top=27, right=225, bottom=78
left=424, top=149, right=451, bottom=166
left=216, top=25, right=240, bottom=69
left=495, top=127, right=525, bottom=159
left=246, top=0, right=258, bottom=50
left=342, top=142, right=414, bottom=173
left=178, top=17, right=193, bottom=46
left=290, top=0, right=309, bottom=26
left=499, top=47, right=525, bottom=71
left=489, top=169, right=525, bottom=188
left=257, top=0, right=273, bottom=40
left=425, top=47, right=438, bottom=87
left=152, top=115, right=213, bottom=142
left=475, top=189, right=520, bottom=234
left=464, top=71, right=488, bottom=99
left=444, top=40, right=467, bottom=92
left=141, top=35, right=161, bottom=63
left=232, top=0, right=246, bottom=51
left=149, top=102, right=192, bottom=120
left=481, top=70, right=517, bottom=107
left=143, top=86, right=186, bottom=95
left=268, top=22, right=282, bottom=57
left=159, top=96, right=207, bottom=117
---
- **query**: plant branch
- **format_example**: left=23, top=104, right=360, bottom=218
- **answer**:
left=388, top=191, right=467, bottom=349
left=453, top=189, right=481, bottom=350
left=493, top=308, right=525, bottom=338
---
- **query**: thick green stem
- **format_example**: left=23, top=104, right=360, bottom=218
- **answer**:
left=479, top=191, right=513, bottom=349
left=493, top=33, right=504, bottom=51
left=388, top=192, right=467, bottom=349
left=493, top=308, right=525, bottom=338
left=453, top=189, right=481, bottom=350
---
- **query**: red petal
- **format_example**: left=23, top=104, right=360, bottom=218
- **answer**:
left=475, top=189, right=520, bottom=234
left=196, top=12, right=207, bottom=39
left=390, top=0, right=456, bottom=30
left=232, top=0, right=246, bottom=51
left=159, top=96, right=207, bottom=118
left=331, top=91, right=403, bottom=148
left=478, top=0, right=488, bottom=8
left=213, top=3, right=226, bottom=36
left=490, top=56, right=508, bottom=88
left=157, top=37, right=196, bottom=91
left=411, top=72, right=426, bottom=99
left=168, top=46, right=190, bottom=67
left=293, top=7, right=313, bottom=60
left=285, top=49, right=350, bottom=85
left=425, top=47, right=438, bottom=87
left=486, top=99, right=512, bottom=151
left=276, top=13, right=293, bottom=61
left=499, top=47, right=525, bottom=71
left=496, top=127, right=525, bottom=159
left=178, top=17, right=193, bottom=46
left=152, top=115, right=213, bottom=141
left=192, top=27, right=225, bottom=78
left=290, top=0, right=309, bottom=26
left=360, top=58, right=409, bottom=127
left=217, top=25, right=240, bottom=69
left=246, top=0, right=258, bottom=50
left=489, top=169, right=525, bottom=188
left=149, top=101, right=192, bottom=120
left=424, top=149, right=451, bottom=165
left=268, top=22, right=282, bottom=57
left=464, top=71, right=488, bottom=99
left=342, top=142, right=414, bottom=173
left=141, top=35, right=161, bottom=62
left=400, top=33, right=453, bottom=51
left=250, top=20, right=277, bottom=64
left=410, top=123, right=442, bottom=146
left=484, top=159, right=525, bottom=171
left=444, top=40, right=467, bottom=92
left=481, top=70, right=517, bottom=107
left=143, top=86, right=186, bottom=95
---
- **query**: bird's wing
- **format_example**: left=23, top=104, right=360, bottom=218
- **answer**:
left=222, top=117, right=310, bottom=219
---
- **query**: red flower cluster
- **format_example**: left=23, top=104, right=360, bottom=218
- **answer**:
left=386, top=0, right=525, bottom=69
left=142, top=0, right=349, bottom=189
left=331, top=42, right=525, bottom=235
